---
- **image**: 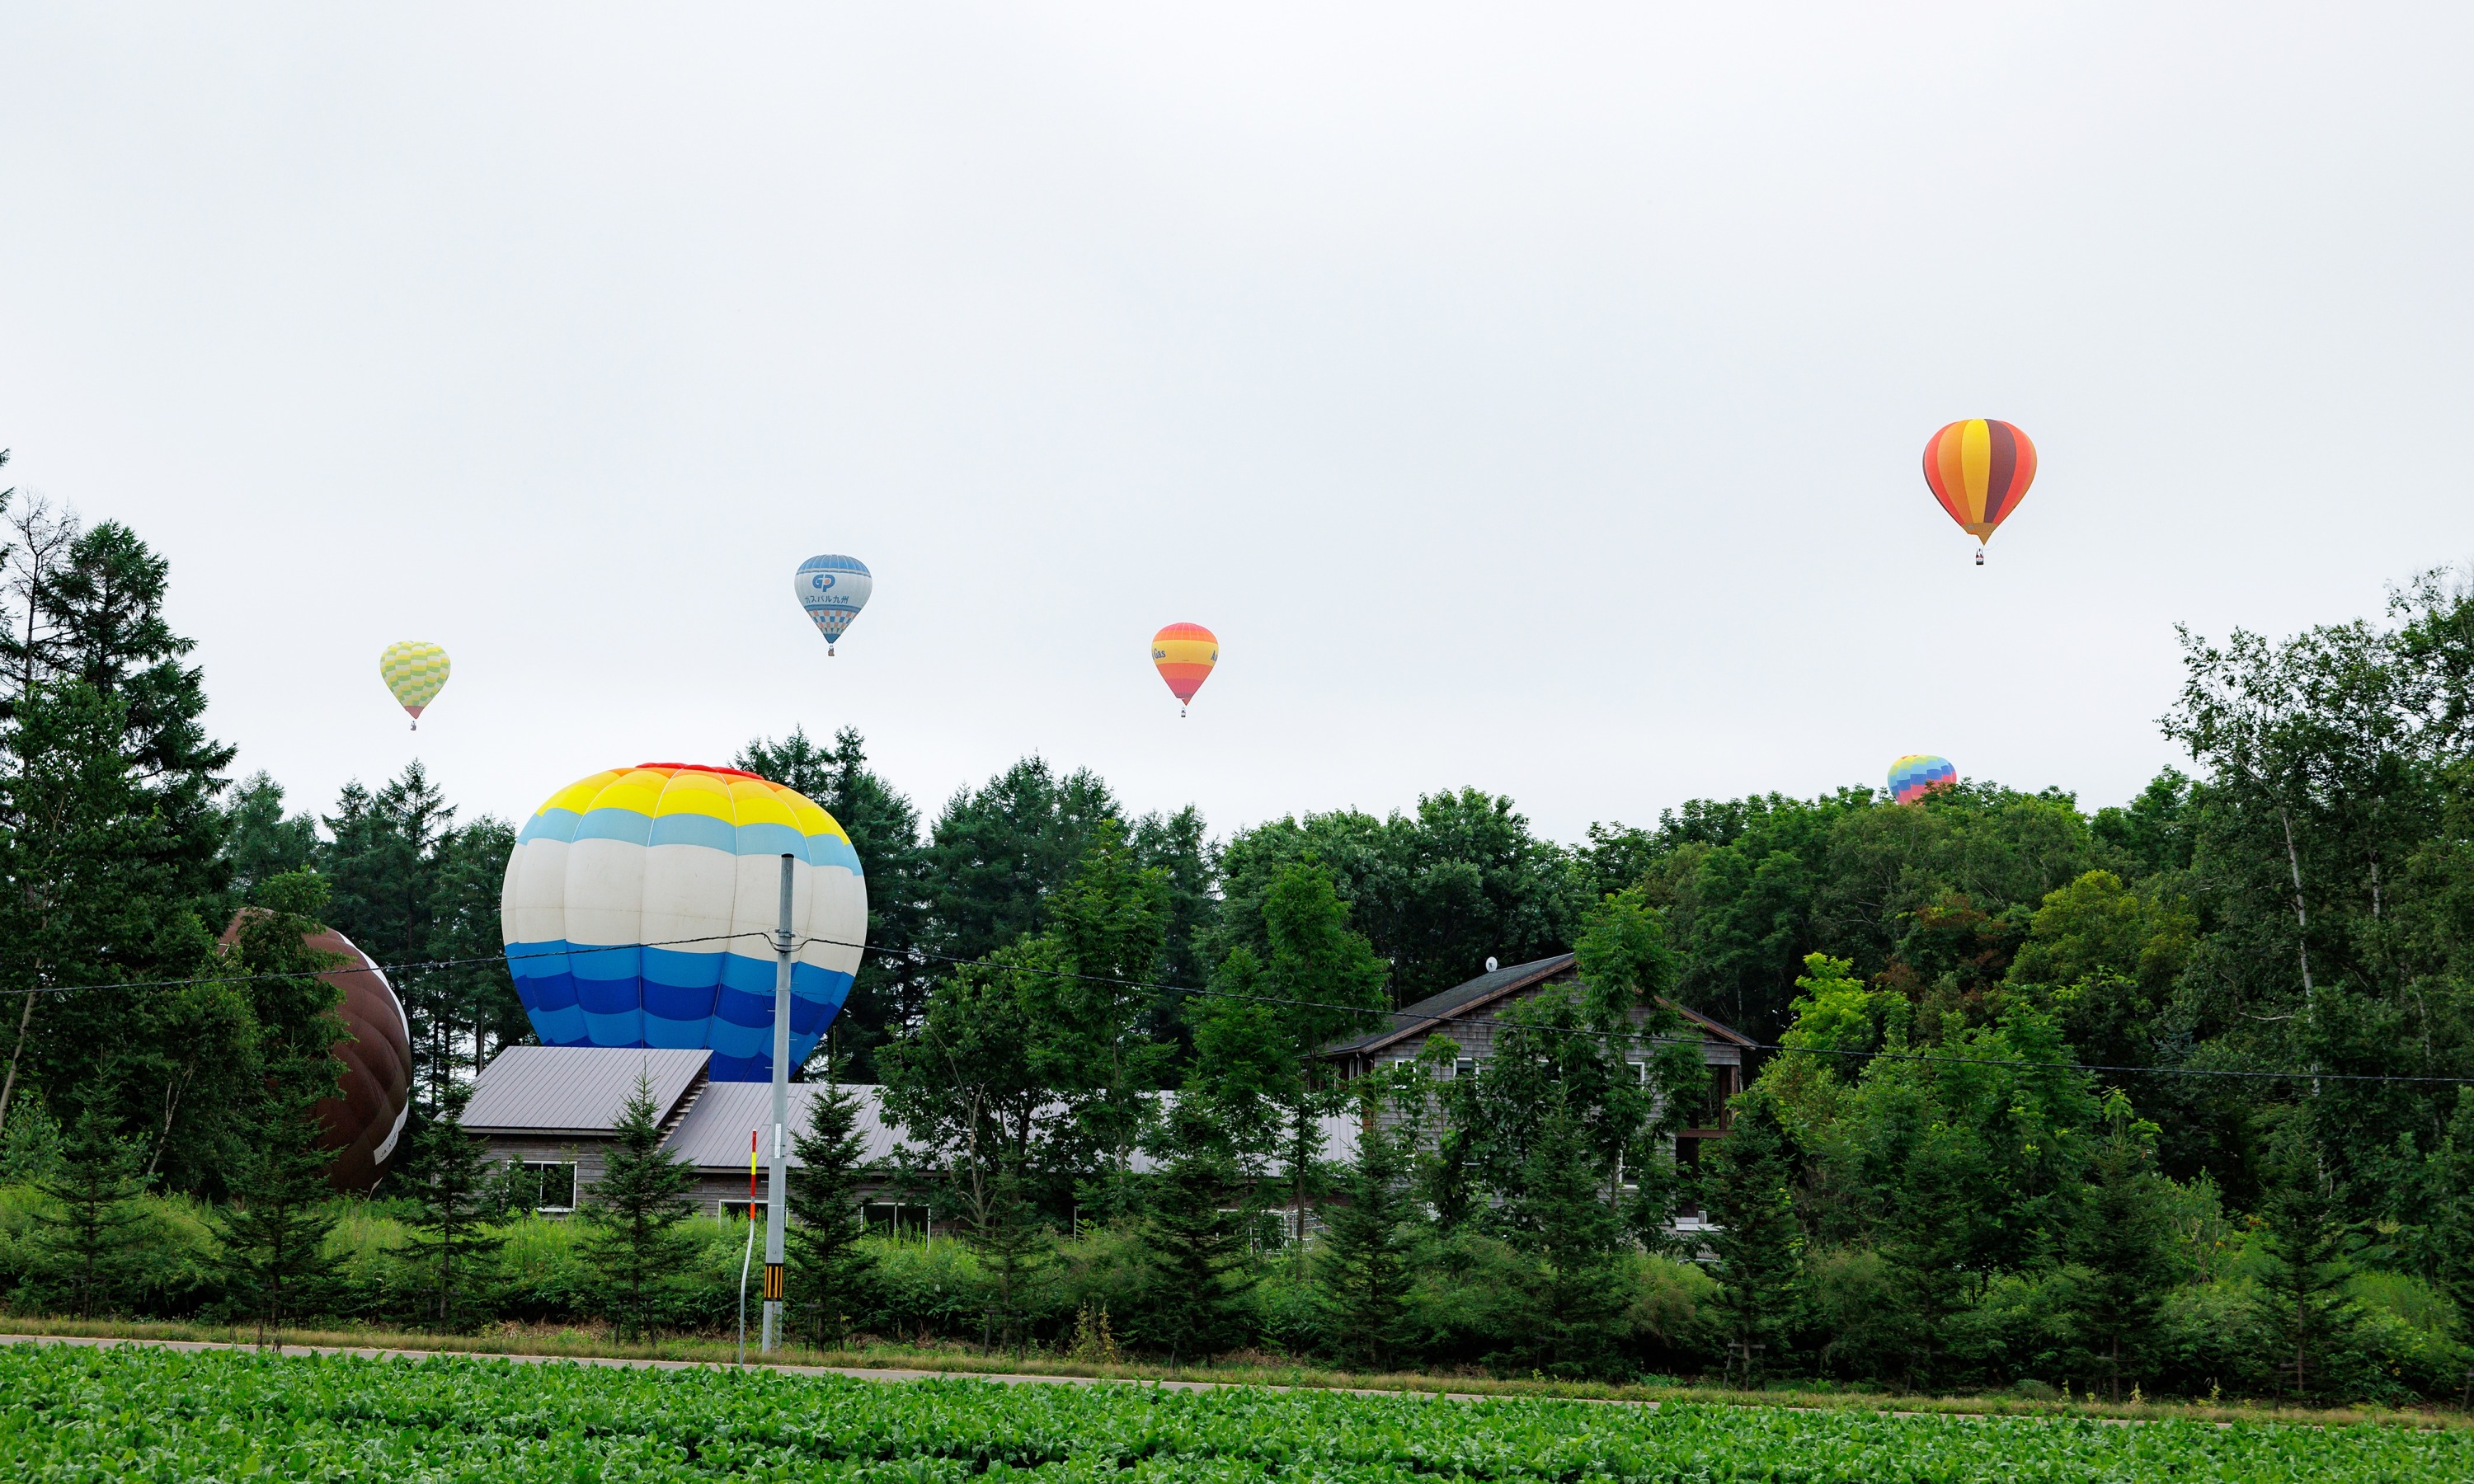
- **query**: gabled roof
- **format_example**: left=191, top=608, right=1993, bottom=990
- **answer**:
left=1317, top=951, right=1758, bottom=1061
left=1672, top=1000, right=1761, bottom=1049
left=661, top=1081, right=910, bottom=1170
left=1321, top=953, right=1581, bottom=1059
left=463, top=1046, right=710, bottom=1135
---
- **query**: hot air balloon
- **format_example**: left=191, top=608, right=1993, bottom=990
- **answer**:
left=218, top=913, right=414, bottom=1193
left=1151, top=623, right=1217, bottom=716
left=793, top=555, right=872, bottom=655
left=1922, top=419, right=2037, bottom=565
left=1888, top=754, right=1959, bottom=805
left=379, top=641, right=451, bottom=729
left=499, top=763, right=867, bottom=1081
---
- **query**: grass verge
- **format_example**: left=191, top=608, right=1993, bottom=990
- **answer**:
left=2, top=1313, right=2464, bottom=1430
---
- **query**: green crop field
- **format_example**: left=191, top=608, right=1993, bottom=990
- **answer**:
left=2, top=1342, right=2466, bottom=1482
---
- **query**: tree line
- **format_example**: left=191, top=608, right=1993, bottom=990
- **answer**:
left=2, top=464, right=2472, bottom=1400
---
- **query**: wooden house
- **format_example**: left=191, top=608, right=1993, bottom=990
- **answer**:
left=1315, top=952, right=1759, bottom=1219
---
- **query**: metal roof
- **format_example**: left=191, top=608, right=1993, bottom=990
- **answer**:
left=662, top=1081, right=911, bottom=1171
left=463, top=1046, right=710, bottom=1134
left=1318, top=952, right=1758, bottom=1059
left=1321, top=953, right=1579, bottom=1058
left=661, top=1082, right=1357, bottom=1172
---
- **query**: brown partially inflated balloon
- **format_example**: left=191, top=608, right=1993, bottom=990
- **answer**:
left=219, top=913, right=415, bottom=1193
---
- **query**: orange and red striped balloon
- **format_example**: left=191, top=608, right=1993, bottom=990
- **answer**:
left=1151, top=623, right=1217, bottom=716
left=1922, top=419, right=2037, bottom=558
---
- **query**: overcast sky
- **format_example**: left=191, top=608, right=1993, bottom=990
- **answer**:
left=2, top=5, right=2468, bottom=849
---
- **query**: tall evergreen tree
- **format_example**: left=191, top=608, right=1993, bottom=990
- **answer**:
left=1130, top=805, right=1218, bottom=1041
left=322, top=763, right=449, bottom=968
left=0, top=500, right=237, bottom=1154
left=1131, top=1099, right=1254, bottom=1364
left=922, top=757, right=1117, bottom=967
left=1315, top=1073, right=1424, bottom=1370
left=0, top=675, right=235, bottom=1180
left=213, top=873, right=348, bottom=1346
left=28, top=1099, right=151, bottom=1318
left=581, top=1069, right=698, bottom=1342
left=787, top=1063, right=877, bottom=1348
left=46, top=521, right=233, bottom=887
left=322, top=763, right=520, bottom=1101
left=402, top=1081, right=506, bottom=1329
left=2259, top=1151, right=2360, bottom=1398
left=1700, top=1084, right=1802, bottom=1384
left=1512, top=1096, right=1634, bottom=1377
left=218, top=1073, right=346, bottom=1345
left=425, top=815, right=526, bottom=1082
left=2, top=509, right=233, bottom=873
left=2068, top=1092, right=2178, bottom=1401
left=0, top=678, right=182, bottom=1135
left=218, top=773, right=320, bottom=907
left=0, top=509, right=237, bottom=1162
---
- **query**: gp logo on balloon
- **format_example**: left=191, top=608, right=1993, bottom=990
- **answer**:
left=809, top=573, right=835, bottom=592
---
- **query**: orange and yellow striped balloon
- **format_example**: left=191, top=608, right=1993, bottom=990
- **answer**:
left=1922, top=419, right=2037, bottom=551
left=1151, top=623, right=1217, bottom=716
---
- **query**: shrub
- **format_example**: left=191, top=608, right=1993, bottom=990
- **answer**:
left=864, top=1233, right=1000, bottom=1342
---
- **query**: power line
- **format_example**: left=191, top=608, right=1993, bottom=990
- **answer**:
left=803, top=935, right=2474, bottom=1088
left=0, top=932, right=781, bottom=996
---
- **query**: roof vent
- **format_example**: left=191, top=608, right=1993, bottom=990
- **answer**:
left=1485, top=956, right=1499, bottom=973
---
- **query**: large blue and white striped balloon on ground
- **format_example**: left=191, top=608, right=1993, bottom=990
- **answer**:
left=499, top=764, right=867, bottom=1081
left=794, top=554, right=872, bottom=655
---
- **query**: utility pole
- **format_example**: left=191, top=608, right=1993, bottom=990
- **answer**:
left=761, top=852, right=793, bottom=1353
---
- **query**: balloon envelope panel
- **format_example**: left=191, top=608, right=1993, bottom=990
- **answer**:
left=1921, top=420, right=2037, bottom=543
left=1151, top=622, right=1218, bottom=704
left=500, top=764, right=867, bottom=1081
left=794, top=555, right=872, bottom=645
left=379, top=641, right=451, bottom=720
left=1888, top=754, right=1959, bottom=805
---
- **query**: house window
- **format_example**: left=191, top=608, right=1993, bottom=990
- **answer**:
left=1231, top=1209, right=1292, bottom=1251
left=518, top=1162, right=577, bottom=1213
left=1701, top=1066, right=1738, bottom=1126
left=1674, top=1135, right=1706, bottom=1217
left=1453, top=1058, right=1478, bottom=1081
left=863, top=1203, right=933, bottom=1239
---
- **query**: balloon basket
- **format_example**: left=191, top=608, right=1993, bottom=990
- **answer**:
left=1973, top=550, right=1983, bottom=566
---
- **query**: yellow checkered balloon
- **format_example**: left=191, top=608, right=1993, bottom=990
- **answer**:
left=379, top=641, right=451, bottom=730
